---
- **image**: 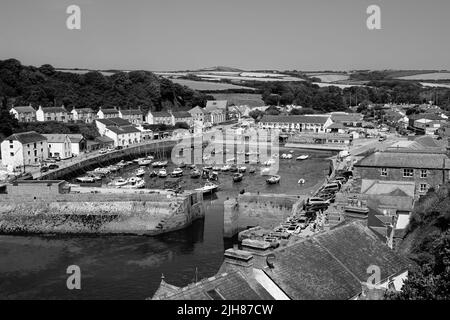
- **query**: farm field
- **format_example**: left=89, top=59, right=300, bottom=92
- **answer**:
left=212, top=93, right=264, bottom=107
left=307, top=73, right=350, bottom=82
left=396, top=72, right=450, bottom=80
left=168, top=78, right=255, bottom=91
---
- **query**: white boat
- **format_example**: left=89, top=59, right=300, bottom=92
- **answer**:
left=158, top=169, right=168, bottom=178
left=285, top=154, right=293, bottom=159
left=94, top=167, right=110, bottom=175
left=133, top=157, right=145, bottom=163
left=146, top=155, right=155, bottom=160
left=171, top=168, right=183, bottom=177
left=108, top=165, right=120, bottom=172
left=195, top=182, right=219, bottom=194
left=296, top=155, right=309, bottom=160
left=263, top=159, right=276, bottom=166
left=212, top=165, right=221, bottom=171
left=116, top=160, right=127, bottom=168
left=260, top=167, right=271, bottom=176
left=108, top=177, right=128, bottom=187
left=266, top=175, right=281, bottom=184
left=86, top=173, right=103, bottom=181
left=298, top=178, right=306, bottom=184
left=221, top=165, right=231, bottom=172
left=76, top=176, right=95, bottom=183
left=138, top=159, right=152, bottom=166
left=136, top=168, right=146, bottom=177
left=123, top=177, right=145, bottom=189
left=238, top=166, right=247, bottom=173
left=281, top=153, right=287, bottom=159
left=152, top=160, right=168, bottom=168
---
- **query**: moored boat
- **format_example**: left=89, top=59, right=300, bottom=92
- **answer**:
left=221, top=165, right=231, bottom=172
left=296, top=155, right=309, bottom=160
left=171, top=168, right=183, bottom=177
left=108, top=177, right=128, bottom=187
left=76, top=176, right=95, bottom=183
left=195, top=181, right=219, bottom=194
left=190, top=169, right=201, bottom=179
left=136, top=168, right=146, bottom=177
left=138, top=159, right=152, bottom=166
left=238, top=166, right=247, bottom=173
left=232, top=173, right=243, bottom=182
left=149, top=170, right=158, bottom=177
left=266, top=175, right=281, bottom=184
left=158, top=169, right=168, bottom=178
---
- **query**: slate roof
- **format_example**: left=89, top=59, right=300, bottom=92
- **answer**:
left=189, top=106, right=205, bottom=114
left=42, top=134, right=70, bottom=143
left=172, top=111, right=192, bottom=119
left=331, top=113, right=363, bottom=122
left=354, top=151, right=450, bottom=169
left=41, top=106, right=67, bottom=113
left=260, top=115, right=330, bottom=124
left=120, top=109, right=142, bottom=116
left=153, top=270, right=272, bottom=300
left=96, top=117, right=131, bottom=126
left=361, top=180, right=416, bottom=198
left=409, top=113, right=445, bottom=121
left=4, top=131, right=47, bottom=144
left=328, top=122, right=346, bottom=129
left=95, top=136, right=114, bottom=144
left=11, top=106, right=35, bottom=113
left=67, top=134, right=84, bottom=143
left=100, top=108, right=119, bottom=114
left=73, top=108, right=94, bottom=113
left=262, top=221, right=411, bottom=300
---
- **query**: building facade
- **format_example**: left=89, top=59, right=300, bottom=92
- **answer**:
left=172, top=111, right=193, bottom=127
left=146, top=111, right=173, bottom=125
left=119, top=108, right=144, bottom=125
left=9, top=105, right=36, bottom=122
left=1, top=131, right=48, bottom=171
left=259, top=115, right=332, bottom=133
left=71, top=107, right=95, bottom=123
left=97, top=107, right=120, bottom=119
left=42, top=134, right=73, bottom=159
left=36, top=106, right=70, bottom=122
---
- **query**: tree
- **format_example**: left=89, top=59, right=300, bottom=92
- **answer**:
left=174, top=122, right=190, bottom=130
left=249, top=109, right=264, bottom=121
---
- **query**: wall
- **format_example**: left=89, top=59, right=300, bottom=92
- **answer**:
left=223, top=193, right=300, bottom=238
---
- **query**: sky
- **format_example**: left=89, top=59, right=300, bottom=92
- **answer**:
left=0, top=0, right=449, bottom=71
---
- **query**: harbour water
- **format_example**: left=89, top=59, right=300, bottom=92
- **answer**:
left=0, top=149, right=333, bottom=299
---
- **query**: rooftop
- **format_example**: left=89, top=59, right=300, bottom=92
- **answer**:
left=120, top=109, right=143, bottom=116
left=172, top=111, right=192, bottom=118
left=106, top=125, right=141, bottom=134
left=361, top=180, right=416, bottom=198
left=205, top=100, right=227, bottom=111
left=260, top=115, right=330, bottom=124
left=188, top=106, right=205, bottom=114
left=40, top=106, right=67, bottom=113
left=99, top=108, right=119, bottom=114
left=262, top=221, right=411, bottom=300
left=11, top=105, right=35, bottom=113
left=3, top=131, right=47, bottom=144
left=42, top=134, right=70, bottom=143
left=150, top=111, right=172, bottom=118
left=96, top=117, right=132, bottom=126
left=354, top=151, right=450, bottom=169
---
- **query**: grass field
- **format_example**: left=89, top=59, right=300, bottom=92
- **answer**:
left=169, top=78, right=255, bottom=91
left=211, top=93, right=264, bottom=107
left=397, top=72, right=450, bottom=80
left=307, top=73, right=350, bottom=82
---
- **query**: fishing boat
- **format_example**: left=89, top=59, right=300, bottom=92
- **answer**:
left=195, top=181, right=219, bottom=194
left=209, top=171, right=219, bottom=181
left=266, top=175, right=281, bottom=184
left=171, top=168, right=183, bottom=177
left=249, top=167, right=256, bottom=174
left=149, top=170, right=158, bottom=177
left=296, top=155, right=309, bottom=161
left=229, top=164, right=238, bottom=172
left=221, top=165, right=231, bottom=172
left=190, top=169, right=201, bottom=179
left=138, top=159, right=152, bottom=166
left=152, top=160, right=168, bottom=168
left=123, top=177, right=145, bottom=189
left=108, top=177, right=128, bottom=187
left=232, top=173, right=243, bottom=182
left=158, top=169, right=168, bottom=178
left=136, top=168, right=146, bottom=177
left=238, top=166, right=247, bottom=173
left=76, top=176, right=95, bottom=183
left=298, top=178, right=306, bottom=184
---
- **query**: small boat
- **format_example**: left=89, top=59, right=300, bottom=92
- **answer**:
left=221, top=165, right=231, bottom=172
left=171, top=168, right=183, bottom=177
left=179, top=162, right=186, bottom=168
left=263, top=159, right=276, bottom=166
left=260, top=167, right=271, bottom=176
left=195, top=181, right=219, bottom=194
left=133, top=157, right=145, bottom=163
left=232, top=173, right=243, bottom=182
left=191, top=169, right=201, bottom=179
left=146, top=155, right=155, bottom=160
left=138, top=159, right=152, bottom=166
left=202, top=168, right=210, bottom=179
left=188, top=164, right=197, bottom=169
left=125, top=161, right=134, bottom=166
left=149, top=170, right=158, bottom=177
left=203, top=165, right=213, bottom=170
left=229, top=165, right=238, bottom=172
left=123, top=177, right=145, bottom=189
left=209, top=171, right=219, bottom=181
left=86, top=173, right=102, bottom=181
left=266, top=175, right=281, bottom=184
left=116, top=160, right=127, bottom=168
left=108, top=177, right=128, bottom=187
left=212, top=165, right=221, bottom=171
left=238, top=166, right=247, bottom=173
left=152, top=160, right=168, bottom=168
left=298, top=178, right=306, bottom=184
left=226, top=157, right=236, bottom=163
left=76, top=176, right=95, bottom=183
left=94, top=167, right=110, bottom=175
left=285, top=154, right=293, bottom=159
left=136, top=168, right=146, bottom=177
left=296, top=155, right=309, bottom=161
left=249, top=167, right=256, bottom=174
left=158, top=169, right=168, bottom=178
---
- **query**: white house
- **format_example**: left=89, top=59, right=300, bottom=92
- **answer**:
left=67, top=134, right=85, bottom=156
left=259, top=114, right=332, bottom=133
left=71, top=107, right=95, bottom=123
left=95, top=118, right=132, bottom=135
left=104, top=125, right=142, bottom=147
left=36, top=106, right=70, bottom=122
left=1, top=131, right=48, bottom=171
left=204, top=100, right=227, bottom=124
left=118, top=108, right=144, bottom=125
left=42, top=134, right=73, bottom=159
left=97, top=107, right=120, bottom=119
left=146, top=111, right=173, bottom=125
left=9, top=105, right=36, bottom=122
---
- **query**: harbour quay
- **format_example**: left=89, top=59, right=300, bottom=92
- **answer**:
left=0, top=180, right=205, bottom=235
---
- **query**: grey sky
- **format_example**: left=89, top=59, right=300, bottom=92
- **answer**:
left=1, top=0, right=449, bottom=71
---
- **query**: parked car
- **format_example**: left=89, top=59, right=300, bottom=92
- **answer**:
left=40, top=166, right=49, bottom=173
left=378, top=135, right=386, bottom=141
left=49, top=164, right=59, bottom=170
left=99, top=149, right=108, bottom=154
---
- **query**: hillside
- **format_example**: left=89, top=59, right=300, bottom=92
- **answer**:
left=0, top=59, right=213, bottom=113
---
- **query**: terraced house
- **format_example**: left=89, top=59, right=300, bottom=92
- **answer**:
left=145, top=111, right=173, bottom=125
left=118, top=108, right=144, bottom=125
left=71, top=107, right=95, bottom=123
left=259, top=115, right=332, bottom=133
left=172, top=111, right=193, bottom=127
left=95, top=118, right=141, bottom=147
left=354, top=150, right=450, bottom=196
left=0, top=131, right=48, bottom=171
left=97, top=107, right=120, bottom=119
left=36, top=106, right=70, bottom=122
left=9, top=105, right=36, bottom=122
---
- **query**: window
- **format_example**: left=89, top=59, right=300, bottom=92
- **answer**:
left=10, top=152, right=14, bottom=156
left=420, top=170, right=428, bottom=178
left=9, top=144, right=13, bottom=149
left=403, top=169, right=414, bottom=177
left=381, top=168, right=388, bottom=176
left=420, top=184, right=427, bottom=193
